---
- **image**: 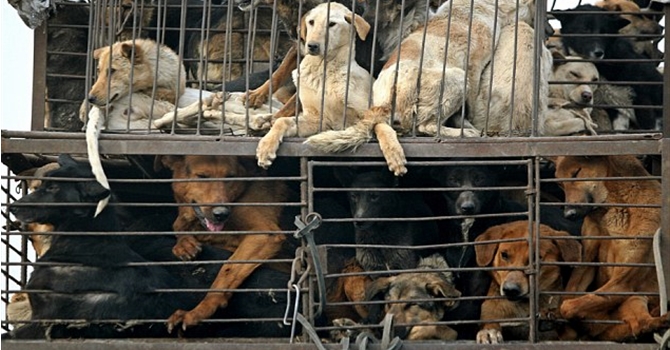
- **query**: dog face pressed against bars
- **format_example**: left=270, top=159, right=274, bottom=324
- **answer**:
left=88, top=39, right=186, bottom=107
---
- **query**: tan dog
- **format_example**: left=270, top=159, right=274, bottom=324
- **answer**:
left=553, top=155, right=669, bottom=341
left=595, top=0, right=664, bottom=59
left=549, top=52, right=599, bottom=112
left=257, top=2, right=373, bottom=168
left=471, top=22, right=552, bottom=136
left=305, top=0, right=536, bottom=176
left=87, top=39, right=186, bottom=107
left=475, top=221, right=581, bottom=344
left=158, top=155, right=290, bottom=331
left=363, top=254, right=461, bottom=340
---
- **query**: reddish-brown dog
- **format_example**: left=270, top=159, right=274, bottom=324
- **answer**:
left=475, top=221, right=581, bottom=344
left=159, top=155, right=289, bottom=332
left=553, top=155, right=668, bottom=341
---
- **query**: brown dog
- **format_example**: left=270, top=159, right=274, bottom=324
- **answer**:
left=158, top=155, right=290, bottom=331
left=475, top=221, right=581, bottom=344
left=363, top=254, right=461, bottom=340
left=552, top=155, right=669, bottom=341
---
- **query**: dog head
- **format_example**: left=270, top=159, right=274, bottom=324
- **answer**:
left=365, top=254, right=460, bottom=340
left=553, top=5, right=630, bottom=60
left=431, top=164, right=499, bottom=216
left=300, top=2, right=370, bottom=57
left=549, top=156, right=612, bottom=220
left=475, top=221, right=581, bottom=301
left=362, top=0, right=422, bottom=30
left=595, top=0, right=664, bottom=38
left=16, top=163, right=60, bottom=257
left=88, top=40, right=147, bottom=106
left=158, top=155, right=259, bottom=232
left=335, top=168, right=400, bottom=231
left=10, top=155, right=111, bottom=226
left=233, top=0, right=270, bottom=12
left=550, top=52, right=599, bottom=107
left=497, top=0, right=536, bottom=27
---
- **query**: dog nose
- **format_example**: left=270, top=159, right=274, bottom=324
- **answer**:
left=212, top=206, right=231, bottom=222
left=87, top=95, right=97, bottom=104
left=502, top=283, right=522, bottom=299
left=564, top=207, right=577, bottom=220
left=592, top=49, right=604, bottom=59
left=307, top=43, right=320, bottom=55
left=581, top=91, right=592, bottom=102
left=459, top=201, right=476, bottom=215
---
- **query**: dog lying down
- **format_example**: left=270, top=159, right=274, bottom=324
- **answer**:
left=87, top=89, right=281, bottom=135
left=4, top=154, right=294, bottom=339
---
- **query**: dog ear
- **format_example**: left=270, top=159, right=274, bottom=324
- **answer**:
left=364, top=277, right=392, bottom=323
left=299, top=13, right=308, bottom=42
left=551, top=51, right=567, bottom=67
left=93, top=47, right=107, bottom=60
left=611, top=16, right=631, bottom=31
left=425, top=280, right=461, bottom=309
left=551, top=10, right=571, bottom=26
left=543, top=156, right=559, bottom=164
left=120, top=42, right=143, bottom=62
left=157, top=155, right=184, bottom=171
left=552, top=235, right=582, bottom=263
left=57, top=154, right=79, bottom=169
left=333, top=167, right=356, bottom=187
left=78, top=181, right=112, bottom=203
left=344, top=12, right=371, bottom=40
left=474, top=225, right=505, bottom=267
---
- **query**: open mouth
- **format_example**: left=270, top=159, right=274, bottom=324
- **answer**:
left=191, top=202, right=226, bottom=231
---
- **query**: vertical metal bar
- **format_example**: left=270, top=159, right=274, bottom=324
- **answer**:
left=664, top=3, right=670, bottom=139
left=304, top=158, right=314, bottom=336
left=32, top=24, right=48, bottom=131
left=526, top=158, right=540, bottom=343
left=662, top=139, right=670, bottom=310
left=531, top=0, right=547, bottom=136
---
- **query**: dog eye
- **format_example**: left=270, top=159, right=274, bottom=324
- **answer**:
left=500, top=251, right=509, bottom=261
left=369, top=194, right=379, bottom=202
left=571, top=168, right=581, bottom=178
left=569, top=71, right=580, bottom=79
left=308, top=19, right=314, bottom=26
left=196, top=173, right=210, bottom=179
left=329, top=22, right=336, bottom=27
left=46, top=184, right=59, bottom=193
left=591, top=77, right=598, bottom=82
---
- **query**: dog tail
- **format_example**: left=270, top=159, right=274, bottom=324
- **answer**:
left=85, top=107, right=111, bottom=217
left=305, top=106, right=407, bottom=176
left=304, top=106, right=392, bottom=153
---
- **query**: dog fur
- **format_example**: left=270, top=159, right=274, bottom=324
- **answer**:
left=257, top=2, right=373, bottom=168
left=306, top=0, right=536, bottom=176
left=474, top=221, right=582, bottom=343
left=552, top=155, right=669, bottom=341
left=158, top=155, right=290, bottom=332
left=549, top=53, right=599, bottom=111
left=554, top=5, right=663, bottom=130
left=87, top=39, right=186, bottom=107
left=544, top=97, right=598, bottom=136
left=594, top=0, right=664, bottom=60
left=5, top=155, right=294, bottom=339
left=363, top=254, right=461, bottom=340
left=471, top=22, right=552, bottom=136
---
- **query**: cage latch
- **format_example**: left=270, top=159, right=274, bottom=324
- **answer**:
left=293, top=213, right=327, bottom=318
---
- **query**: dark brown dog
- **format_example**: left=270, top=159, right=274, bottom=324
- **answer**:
left=475, top=221, right=581, bottom=344
left=364, top=254, right=461, bottom=340
left=158, top=155, right=290, bottom=331
left=553, top=155, right=669, bottom=341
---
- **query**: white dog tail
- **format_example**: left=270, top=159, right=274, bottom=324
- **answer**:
left=304, top=107, right=391, bottom=153
left=85, top=107, right=111, bottom=217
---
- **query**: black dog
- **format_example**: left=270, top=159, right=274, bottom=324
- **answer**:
left=335, top=168, right=441, bottom=273
left=554, top=5, right=664, bottom=130
left=5, top=155, right=294, bottom=339
left=430, top=163, right=581, bottom=339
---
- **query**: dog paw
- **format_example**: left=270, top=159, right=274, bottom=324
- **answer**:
left=172, top=236, right=202, bottom=261
left=462, top=128, right=481, bottom=137
left=246, top=89, right=268, bottom=109
left=476, top=329, right=503, bottom=344
left=330, top=318, right=361, bottom=341
left=256, top=136, right=278, bottom=169
left=249, top=114, right=273, bottom=131
left=166, top=309, right=201, bottom=333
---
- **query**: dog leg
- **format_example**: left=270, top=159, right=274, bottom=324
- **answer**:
left=172, top=234, right=203, bottom=260
left=256, top=115, right=319, bottom=168
left=408, top=324, right=458, bottom=341
left=247, top=44, right=297, bottom=109
left=166, top=232, right=286, bottom=332
left=272, top=94, right=300, bottom=120
left=374, top=122, right=407, bottom=176
left=589, top=296, right=669, bottom=341
left=341, top=263, right=371, bottom=319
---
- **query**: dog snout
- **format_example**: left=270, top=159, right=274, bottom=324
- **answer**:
left=87, top=95, right=99, bottom=104
left=581, top=91, right=592, bottom=103
left=591, top=49, right=605, bottom=59
left=501, top=281, right=523, bottom=300
left=306, top=42, right=320, bottom=55
left=353, top=220, right=373, bottom=230
left=459, top=201, right=476, bottom=214
left=212, top=206, right=231, bottom=223
left=563, top=206, right=578, bottom=220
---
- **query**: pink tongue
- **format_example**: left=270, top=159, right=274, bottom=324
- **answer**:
left=205, top=220, right=224, bottom=232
